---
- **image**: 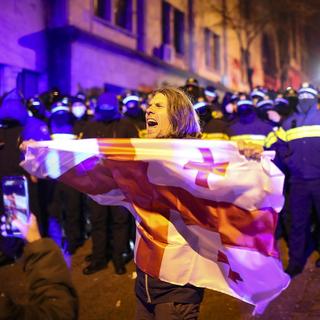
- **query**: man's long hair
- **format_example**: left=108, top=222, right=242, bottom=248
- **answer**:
left=152, top=87, right=201, bottom=138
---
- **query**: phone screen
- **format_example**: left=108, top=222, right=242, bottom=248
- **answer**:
left=2, top=176, right=29, bottom=236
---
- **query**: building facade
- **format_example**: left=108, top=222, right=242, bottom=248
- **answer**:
left=0, top=0, right=305, bottom=98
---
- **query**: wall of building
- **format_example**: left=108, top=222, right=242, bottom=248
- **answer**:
left=68, top=0, right=137, bottom=51
left=0, top=0, right=47, bottom=95
left=0, top=0, right=306, bottom=98
left=145, top=0, right=162, bottom=56
left=70, top=41, right=186, bottom=94
left=194, top=1, right=225, bottom=85
left=66, top=0, right=304, bottom=93
left=144, top=0, right=190, bottom=71
left=68, top=0, right=193, bottom=93
left=0, top=0, right=46, bottom=71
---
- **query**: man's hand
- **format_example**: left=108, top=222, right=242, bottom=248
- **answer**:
left=19, top=139, right=36, bottom=153
left=30, top=175, right=38, bottom=184
left=13, top=214, right=41, bottom=243
left=1, top=213, right=41, bottom=243
left=237, top=140, right=264, bottom=160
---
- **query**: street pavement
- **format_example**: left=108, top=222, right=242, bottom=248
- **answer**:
left=0, top=239, right=319, bottom=320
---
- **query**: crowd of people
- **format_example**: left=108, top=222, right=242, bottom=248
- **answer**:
left=0, top=77, right=319, bottom=290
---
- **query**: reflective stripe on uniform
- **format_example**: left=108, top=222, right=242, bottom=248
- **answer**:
left=286, top=125, right=320, bottom=141
left=264, top=127, right=286, bottom=148
left=274, top=127, right=287, bottom=141
left=265, top=131, right=278, bottom=148
left=265, top=125, right=320, bottom=147
left=230, top=134, right=266, bottom=146
left=202, top=132, right=229, bottom=140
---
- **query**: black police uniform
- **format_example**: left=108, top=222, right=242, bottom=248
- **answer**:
left=81, top=117, right=138, bottom=274
left=268, top=86, right=320, bottom=276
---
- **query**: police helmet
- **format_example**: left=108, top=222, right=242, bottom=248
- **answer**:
left=297, top=82, right=318, bottom=100
left=185, top=77, right=199, bottom=87
left=250, top=86, right=267, bottom=102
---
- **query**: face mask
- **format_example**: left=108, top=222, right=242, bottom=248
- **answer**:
left=238, top=105, right=254, bottom=117
left=298, top=99, right=316, bottom=113
left=125, top=107, right=143, bottom=119
left=72, top=104, right=86, bottom=119
left=95, top=104, right=120, bottom=122
left=267, top=110, right=281, bottom=124
left=123, top=101, right=143, bottom=118
left=225, top=103, right=234, bottom=114
left=51, top=111, right=72, bottom=126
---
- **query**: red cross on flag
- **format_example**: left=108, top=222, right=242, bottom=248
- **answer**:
left=21, top=138, right=289, bottom=315
left=183, top=147, right=229, bottom=188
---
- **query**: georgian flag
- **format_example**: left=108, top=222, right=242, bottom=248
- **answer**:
left=21, top=138, right=289, bottom=314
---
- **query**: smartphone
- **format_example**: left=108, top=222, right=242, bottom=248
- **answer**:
left=2, top=175, right=30, bottom=237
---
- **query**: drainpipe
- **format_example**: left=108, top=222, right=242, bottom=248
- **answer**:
left=188, top=0, right=196, bottom=73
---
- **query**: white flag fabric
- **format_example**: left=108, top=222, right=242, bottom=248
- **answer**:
left=21, top=138, right=290, bottom=314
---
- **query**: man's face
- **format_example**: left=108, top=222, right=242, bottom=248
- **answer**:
left=146, top=93, right=172, bottom=138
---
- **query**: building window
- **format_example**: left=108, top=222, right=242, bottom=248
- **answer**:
left=137, top=0, right=145, bottom=51
left=204, top=28, right=221, bottom=72
left=213, top=33, right=221, bottom=71
left=17, top=70, right=39, bottom=99
left=95, top=0, right=133, bottom=32
left=262, top=33, right=277, bottom=77
left=95, top=0, right=111, bottom=21
left=160, top=1, right=185, bottom=56
left=162, top=1, right=171, bottom=45
left=174, top=8, right=185, bottom=55
left=115, top=0, right=132, bottom=30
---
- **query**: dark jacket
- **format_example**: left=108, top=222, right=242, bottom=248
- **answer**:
left=123, top=115, right=147, bottom=138
left=227, top=111, right=274, bottom=146
left=82, top=117, right=138, bottom=139
left=201, top=118, right=229, bottom=140
left=268, top=103, right=320, bottom=181
left=0, top=238, right=78, bottom=320
left=0, top=122, right=25, bottom=178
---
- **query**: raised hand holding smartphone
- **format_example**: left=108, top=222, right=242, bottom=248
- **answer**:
left=1, top=175, right=30, bottom=238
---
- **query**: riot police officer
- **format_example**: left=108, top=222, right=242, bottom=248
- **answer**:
left=270, top=83, right=320, bottom=277
left=227, top=94, right=273, bottom=146
left=193, top=95, right=228, bottom=140
left=0, top=89, right=50, bottom=263
left=250, top=86, right=267, bottom=107
left=81, top=92, right=138, bottom=275
left=121, top=91, right=146, bottom=138
left=180, top=77, right=203, bottom=104
left=47, top=97, right=84, bottom=254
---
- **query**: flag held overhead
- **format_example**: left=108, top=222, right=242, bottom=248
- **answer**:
left=21, top=138, right=289, bottom=314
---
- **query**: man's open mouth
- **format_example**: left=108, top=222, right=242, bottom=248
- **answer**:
left=147, top=119, right=158, bottom=127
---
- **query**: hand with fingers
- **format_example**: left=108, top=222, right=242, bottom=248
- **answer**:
left=19, top=140, right=39, bottom=184
left=1, top=213, right=41, bottom=243
left=0, top=212, right=78, bottom=319
left=19, top=139, right=36, bottom=153
left=237, top=140, right=264, bottom=160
